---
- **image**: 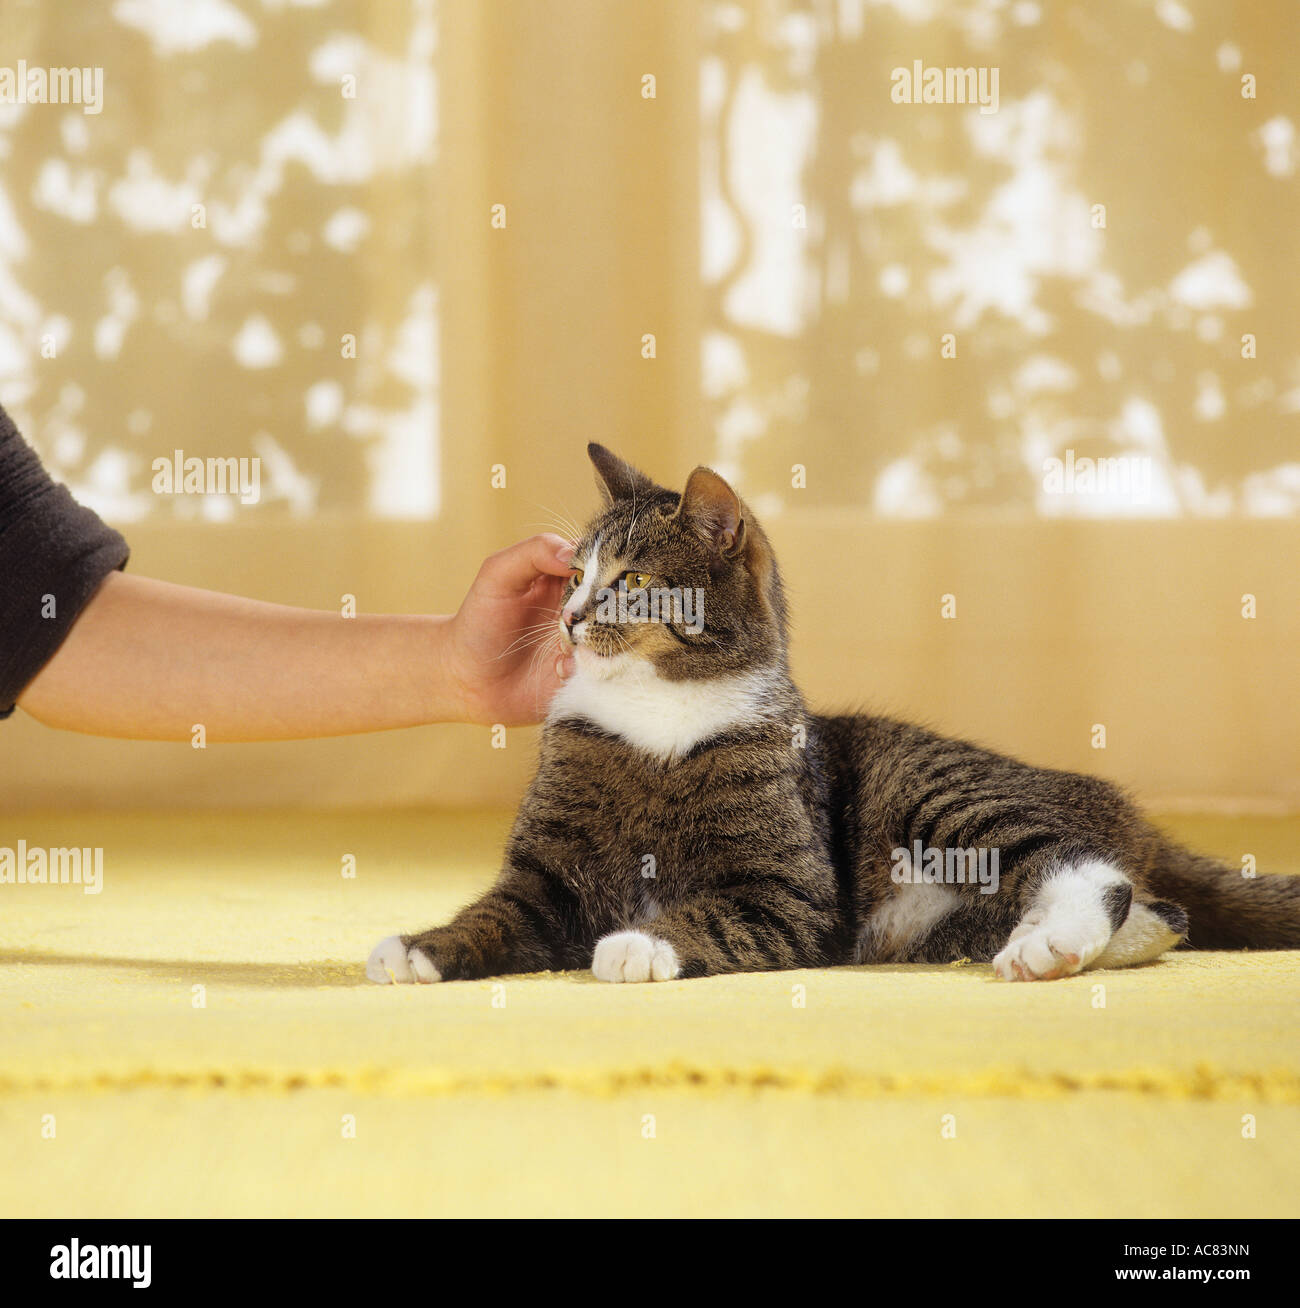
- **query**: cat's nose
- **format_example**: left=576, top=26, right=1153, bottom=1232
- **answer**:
left=562, top=607, right=585, bottom=639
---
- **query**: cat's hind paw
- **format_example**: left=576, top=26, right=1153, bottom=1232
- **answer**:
left=992, top=916, right=1110, bottom=981
left=993, top=860, right=1126, bottom=981
left=366, top=935, right=441, bottom=984
left=592, top=930, right=680, bottom=983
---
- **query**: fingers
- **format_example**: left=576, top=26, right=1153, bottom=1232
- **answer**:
left=477, top=534, right=576, bottom=595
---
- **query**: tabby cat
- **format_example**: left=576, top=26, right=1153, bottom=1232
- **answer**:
left=368, top=445, right=1300, bottom=985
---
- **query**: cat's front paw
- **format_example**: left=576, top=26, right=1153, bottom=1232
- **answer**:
left=366, top=935, right=441, bottom=984
left=592, top=930, right=680, bottom=983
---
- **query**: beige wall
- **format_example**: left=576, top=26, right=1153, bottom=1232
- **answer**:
left=3, top=512, right=1295, bottom=812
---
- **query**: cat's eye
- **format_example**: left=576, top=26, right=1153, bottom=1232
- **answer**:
left=570, top=568, right=584, bottom=587
left=622, top=571, right=652, bottom=590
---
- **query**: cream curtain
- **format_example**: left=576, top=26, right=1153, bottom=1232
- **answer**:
left=2, top=1, right=1295, bottom=810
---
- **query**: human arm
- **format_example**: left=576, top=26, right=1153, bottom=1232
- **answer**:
left=16, top=534, right=576, bottom=740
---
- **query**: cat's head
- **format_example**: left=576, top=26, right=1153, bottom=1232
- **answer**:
left=559, top=444, right=788, bottom=681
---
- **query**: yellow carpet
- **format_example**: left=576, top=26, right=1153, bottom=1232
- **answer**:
left=1, top=810, right=1297, bottom=1217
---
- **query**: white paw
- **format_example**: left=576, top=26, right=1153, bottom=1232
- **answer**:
left=992, top=915, right=1109, bottom=982
left=366, top=935, right=441, bottom=984
left=592, top=930, right=680, bottom=983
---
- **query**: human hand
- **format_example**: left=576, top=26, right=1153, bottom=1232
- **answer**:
left=440, top=533, right=577, bottom=726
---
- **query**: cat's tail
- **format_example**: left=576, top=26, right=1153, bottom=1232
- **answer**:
left=1145, top=841, right=1300, bottom=950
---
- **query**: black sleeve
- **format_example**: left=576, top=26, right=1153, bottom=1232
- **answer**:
left=0, top=402, right=130, bottom=717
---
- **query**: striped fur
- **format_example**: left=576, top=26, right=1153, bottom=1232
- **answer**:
left=369, top=447, right=1300, bottom=985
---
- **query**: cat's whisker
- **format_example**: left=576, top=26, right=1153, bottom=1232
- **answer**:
left=524, top=518, right=581, bottom=543
left=495, top=624, right=565, bottom=662
left=497, top=618, right=562, bottom=646
left=527, top=631, right=566, bottom=691
left=498, top=631, right=564, bottom=663
left=523, top=500, right=585, bottom=545
left=548, top=493, right=588, bottom=541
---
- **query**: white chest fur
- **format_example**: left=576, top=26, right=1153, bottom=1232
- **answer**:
left=548, top=660, right=782, bottom=761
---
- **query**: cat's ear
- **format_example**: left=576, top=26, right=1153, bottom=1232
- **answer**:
left=676, top=466, right=745, bottom=559
left=588, top=443, right=657, bottom=505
